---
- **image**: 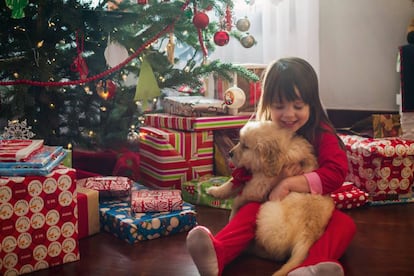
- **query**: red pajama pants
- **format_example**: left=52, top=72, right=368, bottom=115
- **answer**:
left=213, top=202, right=356, bottom=274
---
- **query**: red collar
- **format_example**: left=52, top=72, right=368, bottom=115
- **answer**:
left=231, top=167, right=252, bottom=188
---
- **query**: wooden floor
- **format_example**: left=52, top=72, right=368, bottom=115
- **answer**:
left=29, top=203, right=414, bottom=276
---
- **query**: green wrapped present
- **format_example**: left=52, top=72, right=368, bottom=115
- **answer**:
left=181, top=175, right=233, bottom=209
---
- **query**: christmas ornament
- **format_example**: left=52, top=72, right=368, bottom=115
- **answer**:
left=214, top=30, right=230, bottom=46
left=5, top=0, right=28, bottom=19
left=167, top=32, right=175, bottom=64
left=236, top=17, right=251, bottom=32
left=134, top=57, right=161, bottom=110
left=1, top=119, right=35, bottom=139
left=104, top=39, right=129, bottom=68
left=192, top=7, right=209, bottom=58
left=70, top=31, right=89, bottom=80
left=96, top=80, right=117, bottom=100
left=192, top=12, right=209, bottom=29
left=240, top=34, right=256, bottom=48
left=224, top=86, right=246, bottom=115
left=225, top=5, right=232, bottom=31
left=127, top=125, right=140, bottom=142
left=138, top=0, right=148, bottom=4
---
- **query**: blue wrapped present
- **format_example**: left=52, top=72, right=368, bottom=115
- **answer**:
left=99, top=200, right=197, bottom=244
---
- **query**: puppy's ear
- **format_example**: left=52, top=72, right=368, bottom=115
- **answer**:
left=258, top=139, right=285, bottom=177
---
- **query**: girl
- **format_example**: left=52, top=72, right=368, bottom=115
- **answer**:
left=186, top=57, right=356, bottom=276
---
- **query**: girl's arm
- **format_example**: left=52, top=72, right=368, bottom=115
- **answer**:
left=269, top=131, right=348, bottom=200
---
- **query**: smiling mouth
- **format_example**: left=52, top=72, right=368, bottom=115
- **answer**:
left=282, top=121, right=296, bottom=126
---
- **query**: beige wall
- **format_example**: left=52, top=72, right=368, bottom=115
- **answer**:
left=319, top=0, right=413, bottom=111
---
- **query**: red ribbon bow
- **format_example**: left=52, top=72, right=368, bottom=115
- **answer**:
left=231, top=167, right=252, bottom=188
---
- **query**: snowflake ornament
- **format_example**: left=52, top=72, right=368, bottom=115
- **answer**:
left=2, top=119, right=36, bottom=140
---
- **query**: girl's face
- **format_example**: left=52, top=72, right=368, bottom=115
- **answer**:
left=269, top=89, right=310, bottom=133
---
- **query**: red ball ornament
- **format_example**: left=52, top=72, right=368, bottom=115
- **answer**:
left=214, top=30, right=230, bottom=46
left=193, top=12, right=209, bottom=29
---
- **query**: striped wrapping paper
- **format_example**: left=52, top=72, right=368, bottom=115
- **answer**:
left=0, top=139, right=44, bottom=162
left=139, top=126, right=214, bottom=190
left=144, top=113, right=254, bottom=132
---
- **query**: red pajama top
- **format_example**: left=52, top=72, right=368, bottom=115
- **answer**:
left=304, top=127, right=348, bottom=195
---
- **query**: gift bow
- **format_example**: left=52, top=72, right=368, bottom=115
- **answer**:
left=231, top=167, right=252, bottom=188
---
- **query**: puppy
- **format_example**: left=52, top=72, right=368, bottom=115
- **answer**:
left=207, top=120, right=318, bottom=218
left=207, top=120, right=335, bottom=276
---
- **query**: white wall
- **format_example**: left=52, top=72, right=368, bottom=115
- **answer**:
left=319, top=0, right=413, bottom=111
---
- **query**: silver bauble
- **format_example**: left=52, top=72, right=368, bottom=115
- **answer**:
left=236, top=17, right=251, bottom=32
left=240, top=34, right=255, bottom=48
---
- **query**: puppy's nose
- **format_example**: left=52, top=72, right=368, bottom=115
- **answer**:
left=228, top=151, right=233, bottom=158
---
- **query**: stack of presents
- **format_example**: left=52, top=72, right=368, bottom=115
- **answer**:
left=2, top=66, right=414, bottom=275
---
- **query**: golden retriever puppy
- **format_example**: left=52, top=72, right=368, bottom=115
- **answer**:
left=207, top=120, right=318, bottom=217
left=207, top=120, right=335, bottom=276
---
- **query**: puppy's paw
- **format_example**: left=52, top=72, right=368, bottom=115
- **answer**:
left=206, top=186, right=220, bottom=197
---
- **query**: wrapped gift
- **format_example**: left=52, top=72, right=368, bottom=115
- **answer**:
left=181, top=175, right=233, bottom=210
left=372, top=114, right=402, bottom=138
left=0, top=166, right=79, bottom=275
left=77, top=176, right=132, bottom=199
left=144, top=113, right=253, bottom=132
left=99, top=201, right=197, bottom=244
left=331, top=182, right=369, bottom=209
left=0, top=146, right=63, bottom=169
left=139, top=126, right=214, bottom=190
left=131, top=189, right=183, bottom=213
left=162, top=96, right=226, bottom=117
left=77, top=186, right=100, bottom=239
left=0, top=139, right=44, bottom=162
left=340, top=134, right=414, bottom=201
left=62, top=149, right=72, bottom=168
left=0, top=148, right=67, bottom=176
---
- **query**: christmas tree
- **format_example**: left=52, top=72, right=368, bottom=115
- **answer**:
left=0, top=0, right=259, bottom=150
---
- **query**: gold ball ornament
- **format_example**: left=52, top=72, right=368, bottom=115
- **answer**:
left=236, top=17, right=251, bottom=32
left=240, top=34, right=256, bottom=48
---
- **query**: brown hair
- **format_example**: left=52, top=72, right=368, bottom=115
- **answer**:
left=256, top=57, right=339, bottom=146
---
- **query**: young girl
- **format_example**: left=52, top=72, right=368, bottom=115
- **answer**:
left=186, top=57, right=356, bottom=276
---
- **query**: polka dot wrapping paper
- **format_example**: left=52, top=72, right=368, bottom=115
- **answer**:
left=331, top=182, right=369, bottom=209
left=99, top=200, right=196, bottom=244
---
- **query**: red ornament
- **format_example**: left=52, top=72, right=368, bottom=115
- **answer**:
left=193, top=12, right=209, bottom=29
left=214, top=30, right=230, bottom=46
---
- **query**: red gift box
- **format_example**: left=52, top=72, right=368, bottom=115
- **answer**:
left=131, top=189, right=183, bottom=213
left=340, top=134, right=414, bottom=201
left=77, top=176, right=132, bottom=199
left=331, top=182, right=369, bottom=209
left=0, top=166, right=79, bottom=275
left=139, top=126, right=214, bottom=189
left=144, top=113, right=252, bottom=132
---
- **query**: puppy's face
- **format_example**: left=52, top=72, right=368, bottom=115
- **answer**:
left=230, top=121, right=290, bottom=176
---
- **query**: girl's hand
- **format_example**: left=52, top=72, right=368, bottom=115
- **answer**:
left=268, top=180, right=290, bottom=201
left=268, top=175, right=311, bottom=201
left=281, top=163, right=304, bottom=178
